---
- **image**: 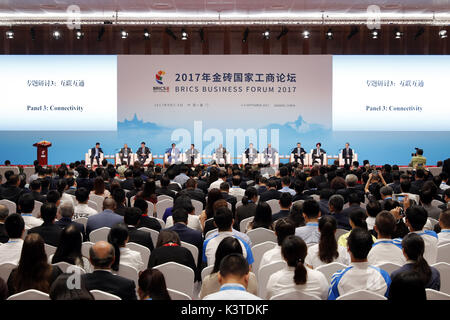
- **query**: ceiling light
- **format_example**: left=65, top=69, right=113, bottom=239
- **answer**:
left=52, top=30, right=61, bottom=39
left=394, top=29, right=403, bottom=39
left=326, top=28, right=333, bottom=39
left=262, top=29, right=270, bottom=39
left=181, top=29, right=188, bottom=40
left=439, top=29, right=447, bottom=39
left=6, top=29, right=14, bottom=39
left=121, top=29, right=128, bottom=39
left=75, top=29, right=84, bottom=39
left=144, top=28, right=150, bottom=39
left=371, top=30, right=379, bottom=39
left=302, top=30, right=310, bottom=39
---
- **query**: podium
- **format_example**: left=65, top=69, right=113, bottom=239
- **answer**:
left=33, top=141, right=52, bottom=166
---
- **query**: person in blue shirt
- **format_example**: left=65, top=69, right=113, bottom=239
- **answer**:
left=295, top=199, right=321, bottom=244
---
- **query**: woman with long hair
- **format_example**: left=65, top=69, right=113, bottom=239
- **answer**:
left=337, top=209, right=377, bottom=247
left=390, top=233, right=440, bottom=290
left=138, top=269, right=171, bottom=300
left=51, top=224, right=92, bottom=272
left=199, top=188, right=224, bottom=235
left=91, top=176, right=110, bottom=198
left=107, top=223, right=145, bottom=272
left=266, top=235, right=329, bottom=299
left=247, top=201, right=273, bottom=231
left=136, top=180, right=157, bottom=204
left=305, top=215, right=350, bottom=268
left=49, top=274, right=94, bottom=300
left=199, top=236, right=257, bottom=299
left=7, top=233, right=62, bottom=295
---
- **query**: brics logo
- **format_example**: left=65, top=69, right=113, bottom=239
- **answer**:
left=156, top=70, right=165, bottom=85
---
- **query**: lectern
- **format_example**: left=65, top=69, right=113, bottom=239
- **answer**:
left=33, top=141, right=52, bottom=166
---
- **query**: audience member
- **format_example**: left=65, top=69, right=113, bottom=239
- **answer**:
left=138, top=268, right=171, bottom=300
left=49, top=273, right=94, bottom=300
left=388, top=270, right=426, bottom=301
left=295, top=199, right=321, bottom=244
left=272, top=192, right=293, bottom=222
left=74, top=187, right=98, bottom=219
left=28, top=202, right=62, bottom=247
left=247, top=201, right=274, bottom=231
left=0, top=214, right=25, bottom=265
left=85, top=198, right=123, bottom=236
left=260, top=218, right=295, bottom=269
left=108, top=223, right=145, bottom=273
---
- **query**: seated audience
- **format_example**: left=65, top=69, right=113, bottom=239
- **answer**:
left=260, top=218, right=295, bottom=269
left=7, top=233, right=63, bottom=296
left=0, top=214, right=25, bottom=265
left=51, top=224, right=92, bottom=273
left=28, top=202, right=62, bottom=247
left=272, top=192, right=293, bottom=223
left=388, top=270, right=426, bottom=301
left=365, top=200, right=382, bottom=231
left=0, top=204, right=9, bottom=243
left=200, top=237, right=258, bottom=299
left=90, top=176, right=111, bottom=199
left=259, top=180, right=281, bottom=202
left=55, top=202, right=85, bottom=239
left=108, top=223, right=145, bottom=273
left=138, top=268, right=171, bottom=300
left=133, top=198, right=161, bottom=231
left=438, top=209, right=450, bottom=244
left=287, top=201, right=306, bottom=228
left=17, top=194, right=43, bottom=230
left=295, top=199, right=321, bottom=244
left=368, top=211, right=406, bottom=266
left=234, top=187, right=258, bottom=229
left=82, top=241, right=137, bottom=300
left=124, top=207, right=154, bottom=253
left=338, top=210, right=377, bottom=248
left=305, top=215, right=350, bottom=269
left=329, top=194, right=350, bottom=230
left=391, top=233, right=440, bottom=290
left=328, top=228, right=391, bottom=299
left=266, top=235, right=329, bottom=300
left=85, top=198, right=123, bottom=236
left=203, top=253, right=261, bottom=300
left=49, top=273, right=94, bottom=300
left=165, top=195, right=202, bottom=232
left=74, top=187, right=98, bottom=219
left=246, top=201, right=274, bottom=232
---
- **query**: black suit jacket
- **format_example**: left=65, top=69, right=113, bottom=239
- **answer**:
left=272, top=210, right=290, bottom=223
left=291, top=147, right=306, bottom=158
left=30, top=190, right=46, bottom=203
left=90, top=147, right=103, bottom=158
left=342, top=148, right=353, bottom=159
left=148, top=246, right=198, bottom=281
left=137, top=147, right=150, bottom=156
left=55, top=217, right=86, bottom=241
left=235, top=203, right=257, bottom=230
left=28, top=222, right=63, bottom=247
left=221, top=192, right=237, bottom=213
left=128, top=226, right=154, bottom=256
left=259, top=189, right=281, bottom=202
left=0, top=223, right=9, bottom=243
left=137, top=216, right=162, bottom=232
left=120, top=178, right=135, bottom=191
left=82, top=270, right=137, bottom=300
left=156, top=187, right=176, bottom=198
left=180, top=189, right=206, bottom=207
left=1, top=185, right=25, bottom=204
left=120, top=147, right=132, bottom=157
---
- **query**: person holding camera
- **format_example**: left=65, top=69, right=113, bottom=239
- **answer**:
left=409, top=148, right=427, bottom=169
left=364, top=170, right=388, bottom=201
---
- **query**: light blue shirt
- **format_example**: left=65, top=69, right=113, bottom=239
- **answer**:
left=206, top=228, right=252, bottom=247
left=295, top=222, right=320, bottom=244
left=279, top=186, right=296, bottom=196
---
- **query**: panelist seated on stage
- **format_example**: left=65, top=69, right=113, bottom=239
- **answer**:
left=262, top=143, right=278, bottom=165
left=119, top=144, right=132, bottom=166
left=165, top=143, right=181, bottom=164
left=90, top=142, right=103, bottom=167
left=291, top=142, right=306, bottom=165
left=136, top=142, right=151, bottom=165
left=244, top=143, right=259, bottom=164
left=311, top=142, right=326, bottom=165
left=185, top=144, right=200, bottom=165
left=341, top=142, right=353, bottom=166
left=214, top=144, right=228, bottom=164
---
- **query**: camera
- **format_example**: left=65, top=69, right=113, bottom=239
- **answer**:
left=411, top=147, right=419, bottom=157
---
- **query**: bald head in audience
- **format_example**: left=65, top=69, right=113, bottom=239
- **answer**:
left=103, top=198, right=117, bottom=211
left=89, top=241, right=115, bottom=270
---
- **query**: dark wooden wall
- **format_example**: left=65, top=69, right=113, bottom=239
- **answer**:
left=0, top=25, right=447, bottom=55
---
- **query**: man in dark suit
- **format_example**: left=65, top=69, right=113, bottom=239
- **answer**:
left=165, top=208, right=203, bottom=270
left=410, top=168, right=426, bottom=195
left=329, top=194, right=350, bottom=230
left=133, top=198, right=161, bottom=232
left=55, top=202, right=85, bottom=240
left=83, top=241, right=137, bottom=300
left=291, top=142, right=306, bottom=165
left=312, top=142, right=326, bottom=165
left=342, top=142, right=353, bottom=166
left=336, top=174, right=365, bottom=203
left=340, top=193, right=366, bottom=218
left=120, top=169, right=135, bottom=191
left=219, top=182, right=237, bottom=214
left=179, top=179, right=206, bottom=207
left=292, top=180, right=313, bottom=202
left=124, top=207, right=154, bottom=254
left=28, top=202, right=62, bottom=247
left=29, top=180, right=46, bottom=203
left=90, top=142, right=103, bottom=167
left=112, top=189, right=127, bottom=216
left=0, top=205, right=9, bottom=243
left=244, top=143, right=259, bottom=164
left=272, top=193, right=293, bottom=222
left=259, top=180, right=281, bottom=202
left=0, top=174, right=25, bottom=204
left=119, top=143, right=132, bottom=166
left=215, top=144, right=227, bottom=164
left=155, top=176, right=176, bottom=198
left=136, top=142, right=150, bottom=165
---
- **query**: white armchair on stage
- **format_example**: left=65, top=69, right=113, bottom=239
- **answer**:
left=164, top=153, right=182, bottom=165
left=290, top=153, right=311, bottom=166
left=261, top=152, right=280, bottom=166
left=115, top=153, right=153, bottom=166
left=310, top=149, right=327, bottom=166
left=212, top=152, right=231, bottom=165
left=181, top=152, right=202, bottom=165
left=339, top=151, right=358, bottom=166
left=85, top=149, right=104, bottom=167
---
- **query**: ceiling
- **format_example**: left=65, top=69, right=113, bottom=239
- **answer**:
left=0, top=0, right=448, bottom=24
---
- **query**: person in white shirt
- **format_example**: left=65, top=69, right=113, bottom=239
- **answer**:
left=404, top=206, right=438, bottom=264
left=229, top=176, right=246, bottom=198
left=108, top=223, right=145, bottom=273
left=365, top=200, right=382, bottom=231
left=18, top=194, right=43, bottom=229
left=328, top=228, right=391, bottom=300
left=368, top=211, right=406, bottom=266
left=0, top=213, right=25, bottom=265
left=279, top=176, right=296, bottom=197
left=203, top=253, right=261, bottom=300
left=164, top=196, right=202, bottom=232
left=438, top=209, right=450, bottom=244
left=260, top=218, right=295, bottom=271
left=305, top=215, right=350, bottom=269
left=74, top=187, right=98, bottom=219
left=203, top=207, right=254, bottom=267
left=266, top=235, right=329, bottom=300
left=208, top=170, right=227, bottom=192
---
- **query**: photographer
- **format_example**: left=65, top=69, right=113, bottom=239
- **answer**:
left=364, top=170, right=388, bottom=201
left=409, top=148, right=427, bottom=169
